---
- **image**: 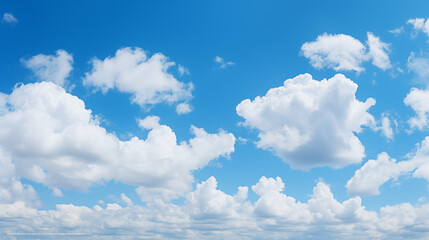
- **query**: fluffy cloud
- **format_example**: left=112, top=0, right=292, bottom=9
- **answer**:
left=22, top=50, right=73, bottom=87
left=347, top=153, right=405, bottom=196
left=380, top=116, right=394, bottom=139
left=367, top=32, right=392, bottom=70
left=408, top=18, right=429, bottom=37
left=4, top=176, right=429, bottom=239
left=347, top=137, right=429, bottom=196
left=301, top=33, right=391, bottom=72
left=0, top=148, right=39, bottom=206
left=2, top=13, right=17, bottom=23
left=176, top=102, right=193, bottom=114
left=83, top=47, right=193, bottom=109
left=252, top=176, right=312, bottom=222
left=184, top=176, right=249, bottom=220
left=236, top=73, right=375, bottom=169
left=407, top=53, right=429, bottom=83
left=404, top=88, right=429, bottom=130
left=0, top=81, right=235, bottom=201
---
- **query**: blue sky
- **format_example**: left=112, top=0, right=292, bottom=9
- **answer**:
left=2, top=1, right=429, bottom=239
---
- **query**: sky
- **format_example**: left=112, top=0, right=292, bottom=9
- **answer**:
left=1, top=0, right=429, bottom=239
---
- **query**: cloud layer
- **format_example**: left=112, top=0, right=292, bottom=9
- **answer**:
left=1, top=176, right=428, bottom=239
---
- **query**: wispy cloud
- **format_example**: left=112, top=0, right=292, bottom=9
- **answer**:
left=2, top=13, right=17, bottom=23
left=215, top=56, right=235, bottom=69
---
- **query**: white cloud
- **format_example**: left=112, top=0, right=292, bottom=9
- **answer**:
left=52, top=187, right=64, bottom=197
left=138, top=115, right=161, bottom=129
left=0, top=148, right=39, bottom=206
left=215, top=56, right=235, bottom=69
left=301, top=33, right=391, bottom=72
left=252, top=176, right=312, bottom=222
left=83, top=47, right=193, bottom=110
left=22, top=50, right=73, bottom=87
left=301, top=33, right=367, bottom=72
left=2, top=13, right=17, bottom=23
left=370, top=114, right=394, bottom=140
left=178, top=64, right=189, bottom=76
left=404, top=88, right=429, bottom=130
left=408, top=18, right=429, bottom=37
left=120, top=193, right=133, bottom=206
left=0, top=81, right=235, bottom=201
left=347, top=137, right=429, bottom=196
left=184, top=176, right=249, bottom=220
left=367, top=32, right=392, bottom=70
left=407, top=53, right=429, bottom=83
left=4, top=176, right=429, bottom=239
left=346, top=153, right=405, bottom=196
left=389, top=26, right=404, bottom=35
left=176, top=102, right=192, bottom=114
left=236, top=73, right=375, bottom=169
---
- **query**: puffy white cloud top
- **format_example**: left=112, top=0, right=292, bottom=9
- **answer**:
left=347, top=137, right=429, bottom=196
left=83, top=47, right=193, bottom=109
left=22, top=50, right=73, bottom=87
left=405, top=88, right=429, bottom=130
left=237, top=73, right=375, bottom=169
left=0, top=81, right=235, bottom=201
left=301, top=33, right=391, bottom=72
left=2, top=176, right=428, bottom=239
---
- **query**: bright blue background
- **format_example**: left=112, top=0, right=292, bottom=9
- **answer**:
left=2, top=0, right=429, bottom=211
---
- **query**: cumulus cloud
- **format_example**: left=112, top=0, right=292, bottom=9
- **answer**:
left=2, top=13, right=17, bottom=23
left=237, top=73, right=375, bottom=169
left=22, top=50, right=73, bottom=87
left=404, top=88, right=429, bottom=130
left=347, top=137, right=429, bottom=196
left=4, top=176, right=429, bottom=239
left=0, top=81, right=235, bottom=201
left=408, top=18, right=429, bottom=37
left=0, top=148, right=39, bottom=206
left=215, top=56, right=235, bottom=69
left=380, top=116, right=394, bottom=139
left=185, top=176, right=249, bottom=220
left=301, top=33, right=391, bottom=72
left=347, top=153, right=406, bottom=196
left=407, top=53, right=429, bottom=83
left=83, top=47, right=193, bottom=110
left=176, top=102, right=193, bottom=114
left=252, top=176, right=311, bottom=222
left=370, top=114, right=394, bottom=140
left=367, top=32, right=392, bottom=70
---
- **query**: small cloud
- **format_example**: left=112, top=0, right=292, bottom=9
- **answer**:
left=52, top=187, right=64, bottom=197
left=22, top=49, right=73, bottom=87
left=138, top=116, right=161, bottom=130
left=408, top=18, right=429, bottom=38
left=215, top=56, right=235, bottom=69
left=178, top=64, right=189, bottom=76
left=389, top=26, right=404, bottom=35
left=120, top=193, right=133, bottom=206
left=2, top=13, right=17, bottom=23
left=237, top=137, right=248, bottom=144
left=176, top=102, right=193, bottom=115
